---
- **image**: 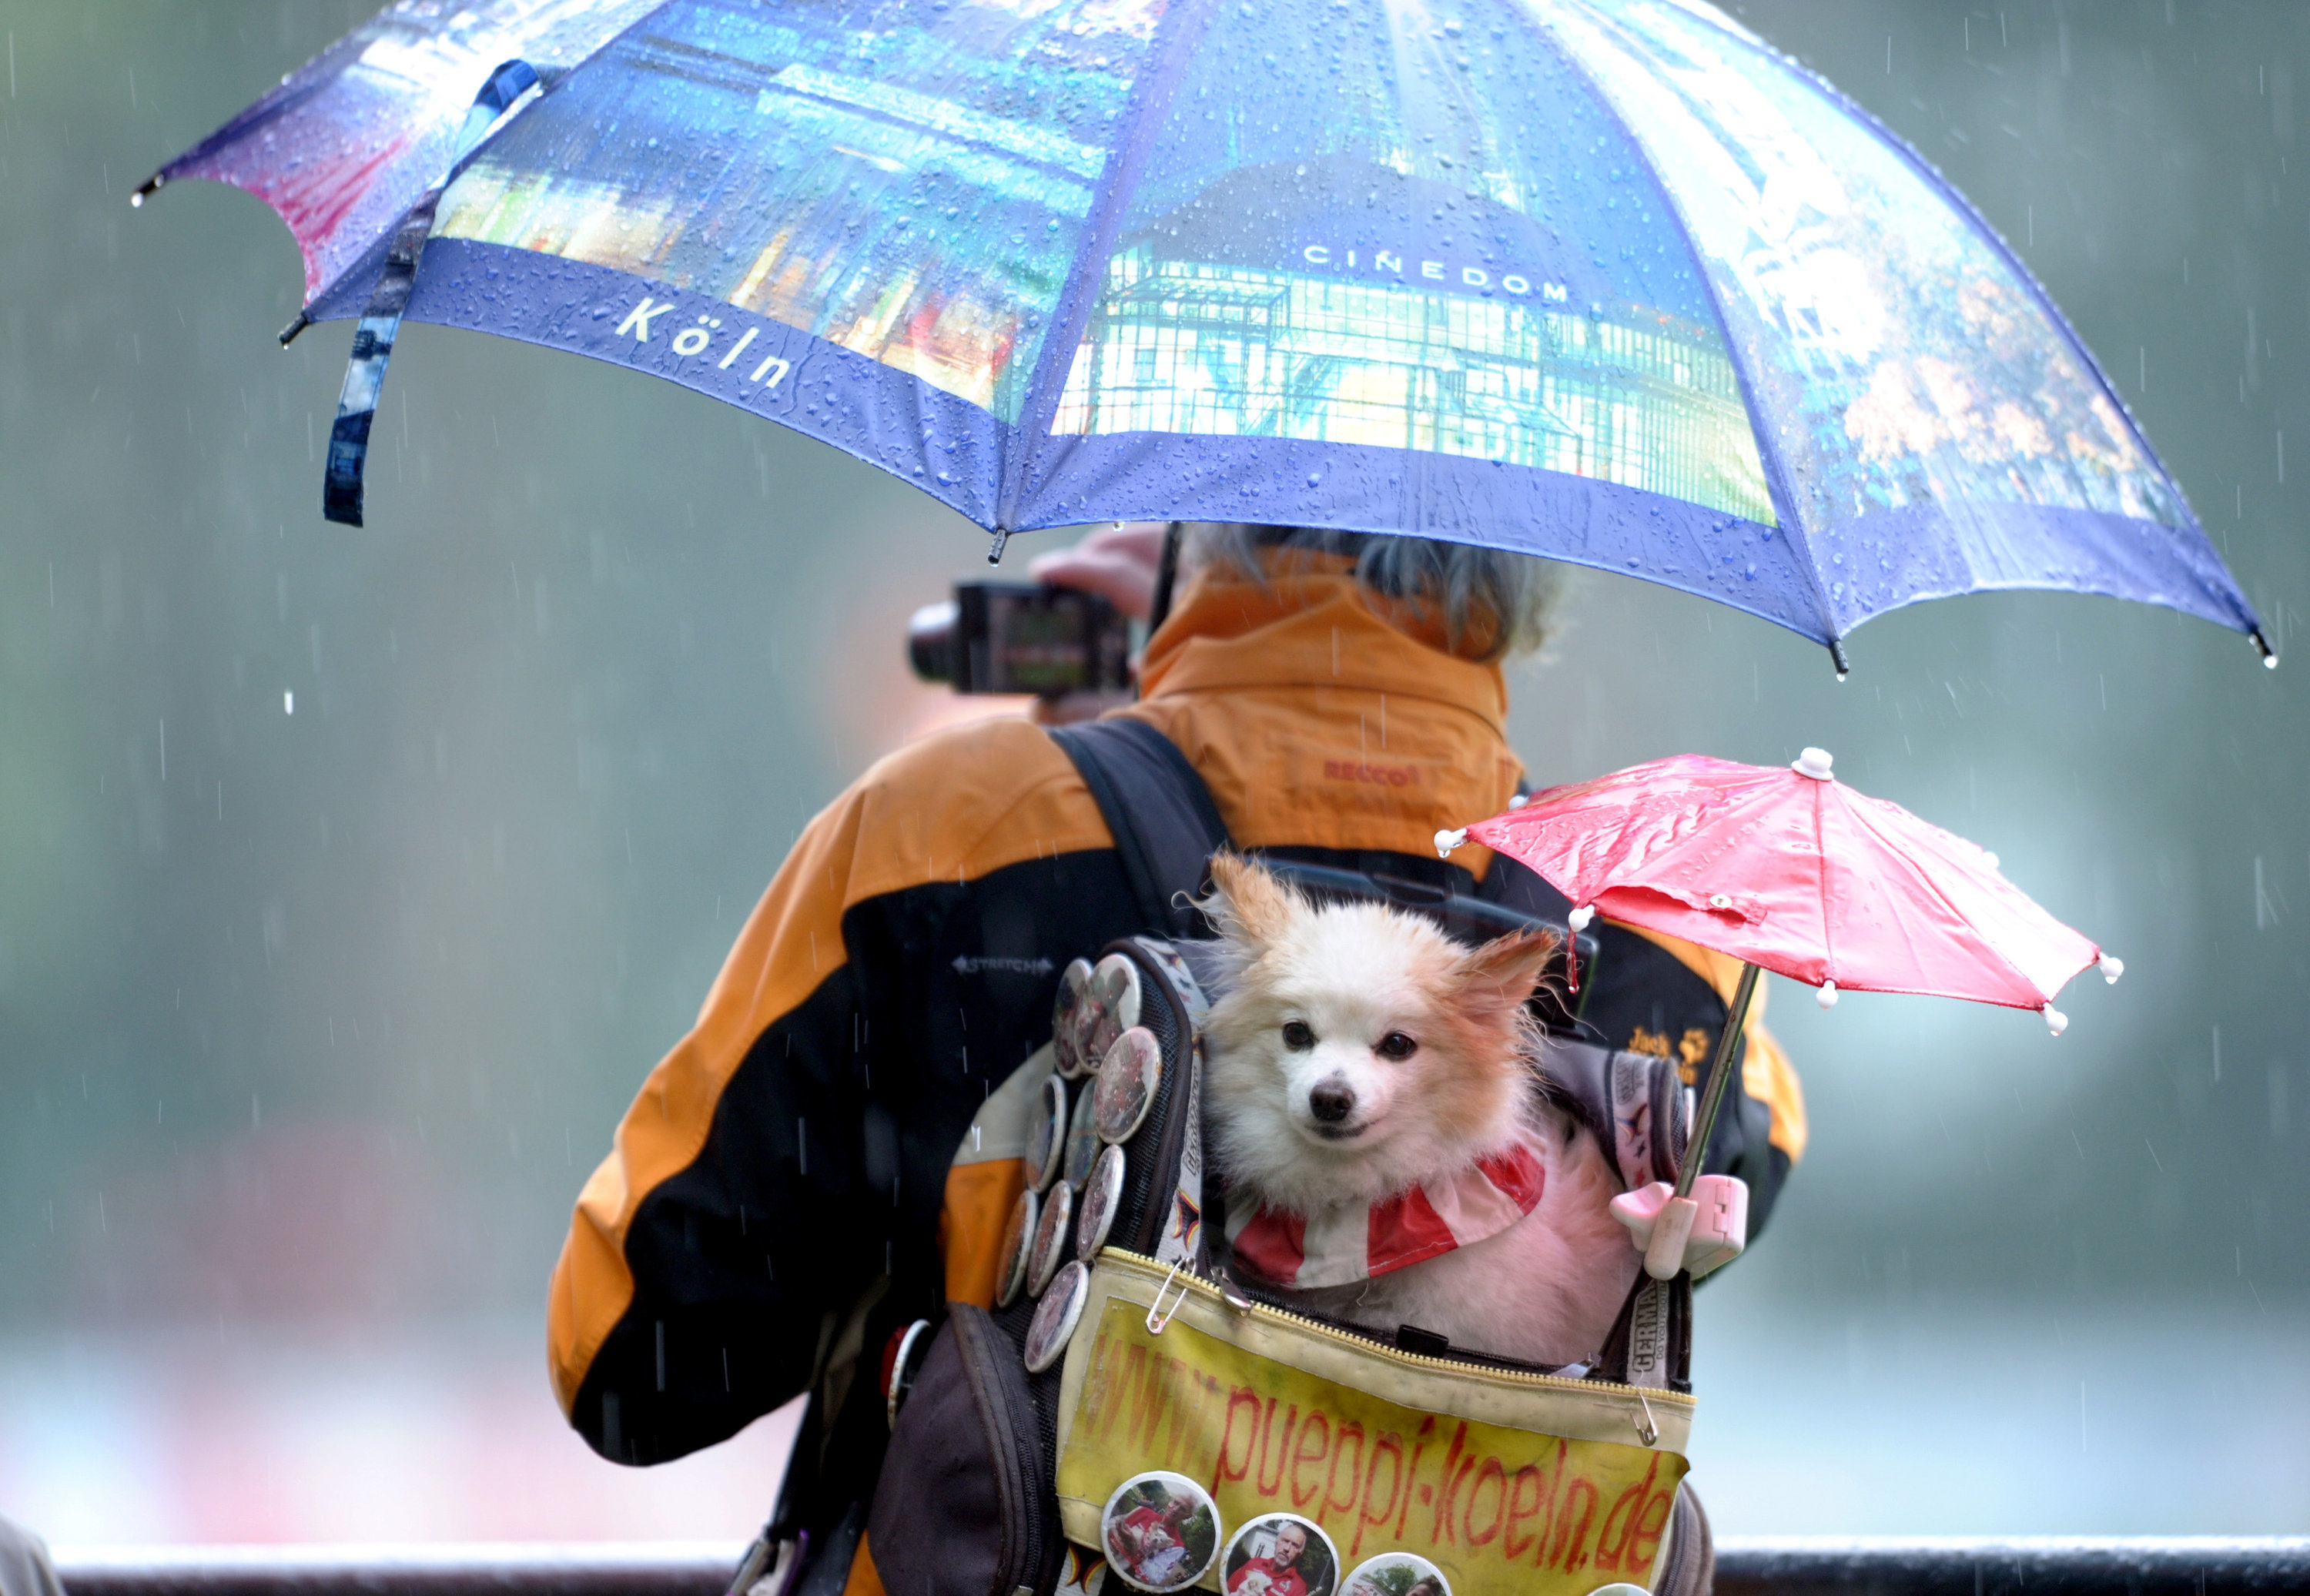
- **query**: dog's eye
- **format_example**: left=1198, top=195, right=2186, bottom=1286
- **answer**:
left=1374, top=1032, right=1419, bottom=1061
left=1281, top=1020, right=1317, bottom=1050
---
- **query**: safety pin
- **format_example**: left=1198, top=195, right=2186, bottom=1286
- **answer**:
left=1635, top=1392, right=1659, bottom=1448
left=1146, top=1263, right=1190, bottom=1334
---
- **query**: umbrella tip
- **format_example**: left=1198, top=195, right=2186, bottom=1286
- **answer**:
left=986, top=529, right=1009, bottom=566
left=2252, top=630, right=2279, bottom=668
left=1434, top=828, right=1468, bottom=858
left=2100, top=954, right=2124, bottom=985
left=1829, top=637, right=1851, bottom=679
left=1816, top=979, right=1838, bottom=1009
left=1568, top=905, right=1595, bottom=932
left=1982, top=850, right=2000, bottom=872
left=1793, top=747, right=1835, bottom=781
left=2044, top=1005, right=2069, bottom=1036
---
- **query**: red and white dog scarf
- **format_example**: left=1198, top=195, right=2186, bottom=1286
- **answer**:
left=1224, top=1142, right=1545, bottom=1289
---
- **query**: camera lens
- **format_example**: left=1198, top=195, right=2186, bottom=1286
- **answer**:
left=907, top=600, right=957, bottom=684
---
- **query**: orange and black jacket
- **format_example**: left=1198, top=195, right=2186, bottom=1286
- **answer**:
left=547, top=561, right=1807, bottom=1515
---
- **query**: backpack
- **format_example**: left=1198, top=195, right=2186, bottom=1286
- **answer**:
left=836, top=721, right=1716, bottom=1596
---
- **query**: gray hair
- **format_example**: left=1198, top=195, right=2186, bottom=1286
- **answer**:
left=1180, top=524, right=1565, bottom=661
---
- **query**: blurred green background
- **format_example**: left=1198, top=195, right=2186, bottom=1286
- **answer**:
left=0, top=0, right=2302, bottom=1537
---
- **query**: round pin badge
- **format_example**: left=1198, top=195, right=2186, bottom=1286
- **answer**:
left=1053, top=958, right=1093, bottom=1079
left=1026, top=1072, right=1067, bottom=1192
left=1072, top=992, right=1110, bottom=1083
left=1063, top=1075, right=1103, bottom=1188
left=995, top=1186, right=1038, bottom=1309
left=1223, top=1514, right=1339, bottom=1596
left=1076, top=1143, right=1127, bottom=1260
left=882, top=1317, right=933, bottom=1432
left=1100, top=1470, right=1220, bottom=1594
left=1028, top=1176, right=1074, bottom=1297
left=1094, top=1026, right=1163, bottom=1145
left=1023, top=1257, right=1090, bottom=1374
left=1086, top=952, right=1141, bottom=1066
left=1341, top=1554, right=1451, bottom=1596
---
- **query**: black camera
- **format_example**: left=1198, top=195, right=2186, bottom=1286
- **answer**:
left=908, top=582, right=1133, bottom=698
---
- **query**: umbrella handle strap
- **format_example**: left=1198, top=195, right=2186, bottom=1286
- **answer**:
left=321, top=59, right=541, bottom=526
left=1675, top=960, right=1760, bottom=1200
left=321, top=195, right=437, bottom=526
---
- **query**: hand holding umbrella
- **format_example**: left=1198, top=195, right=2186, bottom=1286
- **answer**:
left=1438, top=748, right=2120, bottom=1282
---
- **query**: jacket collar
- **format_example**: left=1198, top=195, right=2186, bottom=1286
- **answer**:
left=1138, top=560, right=1508, bottom=731
left=1122, top=559, right=1521, bottom=862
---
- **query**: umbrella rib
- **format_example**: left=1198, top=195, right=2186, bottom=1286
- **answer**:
left=1838, top=791, right=2063, bottom=1005
left=187, top=1, right=680, bottom=316
left=1814, top=775, right=1833, bottom=990
left=1526, top=8, right=1843, bottom=650
left=993, top=0, right=1217, bottom=534
left=1683, top=18, right=2253, bottom=634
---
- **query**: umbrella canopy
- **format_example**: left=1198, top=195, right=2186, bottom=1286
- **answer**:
left=1450, top=749, right=2107, bottom=1017
left=147, top=0, right=2265, bottom=660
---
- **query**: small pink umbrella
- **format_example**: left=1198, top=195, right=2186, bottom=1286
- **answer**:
left=1437, top=748, right=2121, bottom=1280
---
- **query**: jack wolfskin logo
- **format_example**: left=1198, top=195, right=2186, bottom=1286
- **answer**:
left=952, top=955, right=1056, bottom=977
left=1632, top=1026, right=1716, bottom=1084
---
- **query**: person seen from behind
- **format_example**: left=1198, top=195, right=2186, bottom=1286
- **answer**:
left=547, top=521, right=1807, bottom=1594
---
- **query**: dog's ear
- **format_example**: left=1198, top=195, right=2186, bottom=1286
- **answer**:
left=1204, top=852, right=1296, bottom=951
left=1451, top=926, right=1558, bottom=1022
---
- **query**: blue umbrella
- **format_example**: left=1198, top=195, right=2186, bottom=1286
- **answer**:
left=142, top=0, right=2270, bottom=669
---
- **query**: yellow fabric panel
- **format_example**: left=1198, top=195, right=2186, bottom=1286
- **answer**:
left=1623, top=926, right=1807, bottom=1165
left=942, top=1156, right=1027, bottom=1308
left=547, top=721, right=1112, bottom=1414
left=841, top=1534, right=887, bottom=1596
left=1054, top=1258, right=1692, bottom=1594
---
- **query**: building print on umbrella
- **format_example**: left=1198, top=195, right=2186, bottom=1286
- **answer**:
left=1053, top=239, right=1774, bottom=524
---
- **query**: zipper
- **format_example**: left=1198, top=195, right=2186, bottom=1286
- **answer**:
left=955, top=1303, right=1055, bottom=1594
left=1094, top=1247, right=1694, bottom=1410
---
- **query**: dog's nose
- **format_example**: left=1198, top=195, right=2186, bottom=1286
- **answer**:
left=1308, top=1080, right=1357, bottom=1124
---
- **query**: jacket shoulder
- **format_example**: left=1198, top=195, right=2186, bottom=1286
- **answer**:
left=839, top=715, right=1114, bottom=905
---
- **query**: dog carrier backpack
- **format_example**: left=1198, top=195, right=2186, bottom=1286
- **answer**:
left=860, top=721, right=1715, bottom=1596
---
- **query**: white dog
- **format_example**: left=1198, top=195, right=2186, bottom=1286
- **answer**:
left=1199, top=854, right=1639, bottom=1368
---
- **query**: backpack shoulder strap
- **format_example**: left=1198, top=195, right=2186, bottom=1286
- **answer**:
left=1049, top=717, right=1233, bottom=939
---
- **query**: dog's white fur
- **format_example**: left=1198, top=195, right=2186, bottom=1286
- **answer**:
left=1200, top=855, right=1639, bottom=1367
